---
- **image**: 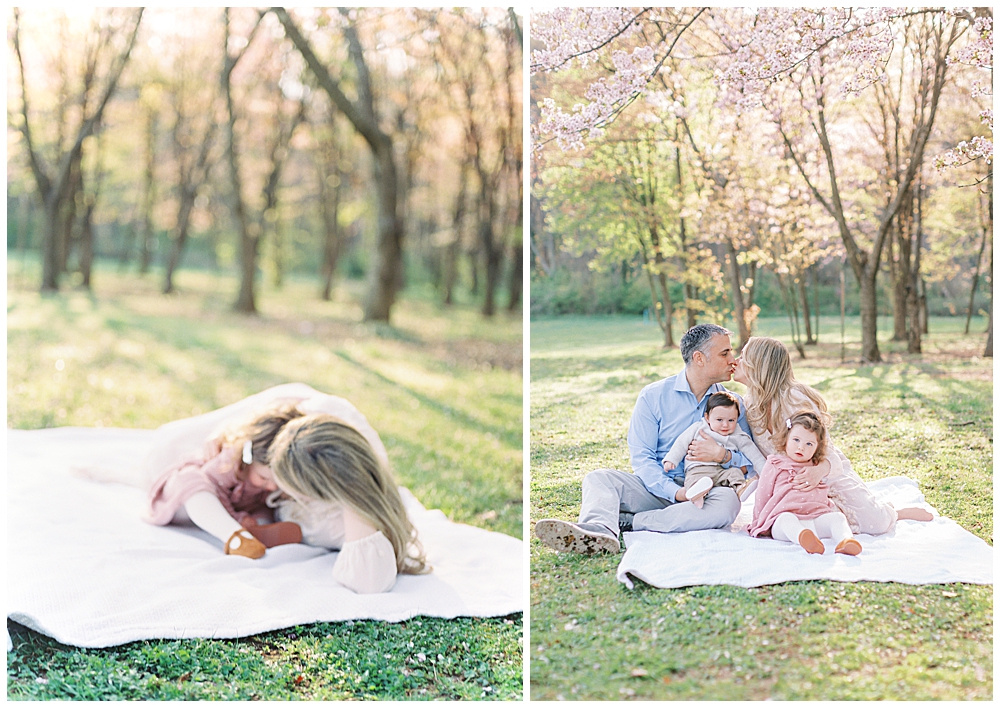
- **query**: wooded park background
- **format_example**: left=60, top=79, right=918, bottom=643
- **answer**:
left=7, top=7, right=523, bottom=322
left=530, top=8, right=992, bottom=362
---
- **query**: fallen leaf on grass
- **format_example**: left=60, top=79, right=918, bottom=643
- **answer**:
left=630, top=668, right=648, bottom=677
left=942, top=591, right=958, bottom=598
left=178, top=672, right=191, bottom=682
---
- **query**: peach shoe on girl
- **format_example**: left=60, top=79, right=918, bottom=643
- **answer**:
left=798, top=529, right=825, bottom=554
left=835, top=538, right=862, bottom=556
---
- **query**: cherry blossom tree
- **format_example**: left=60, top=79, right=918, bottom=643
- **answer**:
left=936, top=10, right=992, bottom=177
left=533, top=7, right=982, bottom=362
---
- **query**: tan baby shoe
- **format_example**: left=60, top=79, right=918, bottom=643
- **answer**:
left=225, top=528, right=266, bottom=559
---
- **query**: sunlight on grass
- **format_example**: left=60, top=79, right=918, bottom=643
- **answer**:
left=7, top=262, right=523, bottom=700
left=530, top=315, right=991, bottom=701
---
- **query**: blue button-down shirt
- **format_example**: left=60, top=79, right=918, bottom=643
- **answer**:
left=627, top=369, right=755, bottom=502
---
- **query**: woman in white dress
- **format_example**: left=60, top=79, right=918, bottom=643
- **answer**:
left=733, top=337, right=932, bottom=534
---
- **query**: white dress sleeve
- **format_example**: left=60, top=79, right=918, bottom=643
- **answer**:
left=331, top=531, right=398, bottom=594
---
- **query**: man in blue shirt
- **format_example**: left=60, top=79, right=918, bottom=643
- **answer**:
left=535, top=324, right=755, bottom=554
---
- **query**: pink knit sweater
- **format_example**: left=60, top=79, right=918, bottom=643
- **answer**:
left=145, top=444, right=274, bottom=527
left=748, top=454, right=838, bottom=537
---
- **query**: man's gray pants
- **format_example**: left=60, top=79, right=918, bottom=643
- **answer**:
left=578, top=468, right=741, bottom=537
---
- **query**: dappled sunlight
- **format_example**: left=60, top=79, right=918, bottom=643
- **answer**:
left=7, top=267, right=522, bottom=542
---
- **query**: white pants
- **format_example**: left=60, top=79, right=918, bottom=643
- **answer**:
left=771, top=511, right=853, bottom=546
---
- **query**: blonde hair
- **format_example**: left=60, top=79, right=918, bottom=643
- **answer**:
left=771, top=410, right=828, bottom=463
left=739, top=336, right=831, bottom=437
left=269, top=413, right=428, bottom=575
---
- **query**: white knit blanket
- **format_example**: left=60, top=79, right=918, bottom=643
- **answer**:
left=7, top=428, right=523, bottom=648
left=617, top=476, right=992, bottom=589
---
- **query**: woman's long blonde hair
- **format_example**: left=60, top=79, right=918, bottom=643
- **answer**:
left=218, top=404, right=306, bottom=473
left=269, top=413, right=428, bottom=575
left=739, top=336, right=831, bottom=437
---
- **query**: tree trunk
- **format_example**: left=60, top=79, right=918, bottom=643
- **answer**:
left=984, top=288, right=993, bottom=358
left=118, top=219, right=135, bottom=270
left=919, top=277, right=929, bottom=334
left=724, top=238, right=750, bottom=349
left=908, top=177, right=924, bottom=353
left=444, top=165, right=468, bottom=306
left=530, top=192, right=556, bottom=276
left=891, top=189, right=915, bottom=342
left=40, top=197, right=61, bottom=292
left=673, top=145, right=698, bottom=329
left=162, top=189, right=197, bottom=294
left=275, top=8, right=404, bottom=323
left=776, top=271, right=806, bottom=359
left=479, top=188, right=502, bottom=317
left=59, top=161, right=82, bottom=276
left=442, top=239, right=458, bottom=306
left=507, top=239, right=522, bottom=312
left=79, top=201, right=96, bottom=289
left=469, top=244, right=480, bottom=295
left=798, top=276, right=815, bottom=344
left=12, top=8, right=143, bottom=293
left=965, top=227, right=988, bottom=334
left=811, top=263, right=820, bottom=341
left=363, top=140, right=404, bottom=320
left=138, top=105, right=157, bottom=274
left=658, top=269, right=675, bottom=348
left=859, top=273, right=881, bottom=362
left=222, top=9, right=266, bottom=315
left=319, top=176, right=343, bottom=302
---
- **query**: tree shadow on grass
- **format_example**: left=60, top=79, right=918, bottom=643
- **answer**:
left=334, top=350, right=520, bottom=449
left=531, top=354, right=673, bottom=383
left=820, top=363, right=991, bottom=432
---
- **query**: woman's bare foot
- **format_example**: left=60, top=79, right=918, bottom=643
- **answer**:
left=897, top=507, right=934, bottom=522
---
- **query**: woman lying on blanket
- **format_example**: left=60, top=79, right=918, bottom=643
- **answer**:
left=142, top=383, right=428, bottom=594
left=733, top=337, right=933, bottom=534
left=748, top=411, right=862, bottom=555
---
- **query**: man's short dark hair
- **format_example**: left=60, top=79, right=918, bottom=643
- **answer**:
left=704, top=390, right=740, bottom=417
left=680, top=324, right=731, bottom=365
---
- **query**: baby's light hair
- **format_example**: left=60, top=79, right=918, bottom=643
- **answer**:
left=218, top=403, right=305, bottom=469
left=772, top=410, right=828, bottom=463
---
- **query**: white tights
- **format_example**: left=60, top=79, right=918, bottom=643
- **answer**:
left=771, top=511, right=853, bottom=546
left=183, top=492, right=244, bottom=543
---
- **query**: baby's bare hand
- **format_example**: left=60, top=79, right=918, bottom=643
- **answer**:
left=663, top=460, right=676, bottom=471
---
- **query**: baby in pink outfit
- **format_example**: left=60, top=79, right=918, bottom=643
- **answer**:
left=748, top=411, right=862, bottom=556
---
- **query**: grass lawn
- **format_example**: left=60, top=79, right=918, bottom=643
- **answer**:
left=6, top=260, right=523, bottom=700
left=530, top=314, right=992, bottom=700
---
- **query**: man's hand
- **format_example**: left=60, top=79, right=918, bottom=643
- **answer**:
left=663, top=459, right=676, bottom=471
left=687, top=430, right=727, bottom=463
left=791, top=459, right=828, bottom=491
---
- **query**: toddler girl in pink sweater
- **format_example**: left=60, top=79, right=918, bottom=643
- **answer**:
left=748, top=411, right=862, bottom=556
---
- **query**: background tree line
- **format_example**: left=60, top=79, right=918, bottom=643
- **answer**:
left=530, top=8, right=992, bottom=359
left=7, top=7, right=523, bottom=322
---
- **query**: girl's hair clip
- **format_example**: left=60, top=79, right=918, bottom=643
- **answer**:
left=785, top=418, right=792, bottom=429
left=242, top=440, right=253, bottom=465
